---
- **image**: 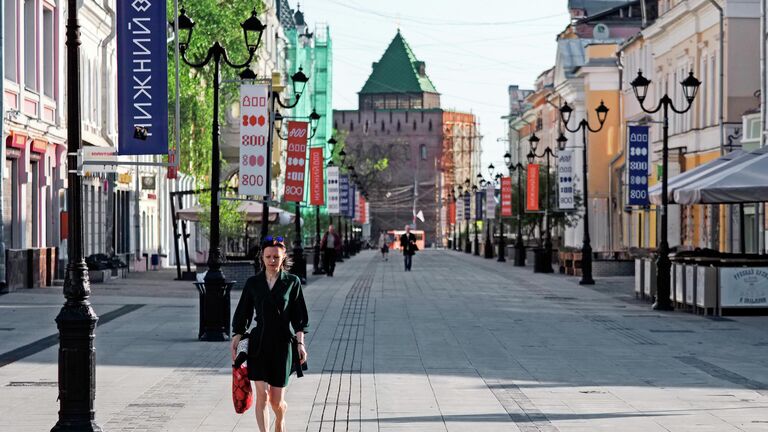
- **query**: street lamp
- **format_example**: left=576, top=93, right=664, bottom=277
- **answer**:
left=504, top=152, right=527, bottom=266
left=472, top=184, right=480, bottom=256
left=52, top=0, right=103, bottom=428
left=481, top=164, right=497, bottom=259
left=631, top=70, right=700, bottom=310
left=273, top=110, right=321, bottom=284
left=177, top=7, right=262, bottom=341
left=456, top=185, right=464, bottom=251
left=560, top=100, right=610, bottom=285
left=495, top=172, right=506, bottom=262
left=528, top=132, right=555, bottom=273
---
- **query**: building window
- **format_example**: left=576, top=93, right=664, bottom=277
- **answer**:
left=411, top=96, right=422, bottom=109
left=23, top=0, right=36, bottom=91
left=42, top=7, right=54, bottom=98
left=4, top=0, right=17, bottom=81
left=373, top=96, right=384, bottom=109
left=428, top=119, right=433, bottom=131
left=420, top=144, right=427, bottom=160
left=413, top=120, right=417, bottom=130
left=381, top=121, right=385, bottom=132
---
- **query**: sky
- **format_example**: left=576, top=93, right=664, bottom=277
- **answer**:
left=298, top=0, right=571, bottom=169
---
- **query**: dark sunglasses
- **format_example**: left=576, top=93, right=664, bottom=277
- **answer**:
left=262, top=235, right=285, bottom=247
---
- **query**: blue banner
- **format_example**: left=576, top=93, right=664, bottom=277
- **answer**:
left=463, top=193, right=471, bottom=220
left=117, top=0, right=168, bottom=155
left=349, top=185, right=357, bottom=219
left=475, top=191, right=484, bottom=220
left=628, top=125, right=650, bottom=206
left=340, top=175, right=350, bottom=215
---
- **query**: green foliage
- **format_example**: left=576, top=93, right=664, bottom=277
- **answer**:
left=167, top=0, right=265, bottom=179
left=331, top=129, right=394, bottom=192
left=195, top=163, right=246, bottom=247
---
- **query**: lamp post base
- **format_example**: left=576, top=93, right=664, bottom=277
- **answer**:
left=292, top=246, right=307, bottom=284
left=196, top=269, right=231, bottom=341
left=653, top=252, right=674, bottom=310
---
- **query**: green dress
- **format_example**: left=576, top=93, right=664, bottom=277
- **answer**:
left=232, top=271, right=309, bottom=387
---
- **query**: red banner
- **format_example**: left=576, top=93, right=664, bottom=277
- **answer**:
left=526, top=164, right=540, bottom=211
left=284, top=121, right=308, bottom=202
left=448, top=201, right=456, bottom=224
left=309, top=147, right=325, bottom=205
left=167, top=147, right=177, bottom=179
left=501, top=176, right=512, bottom=217
left=359, top=195, right=367, bottom=224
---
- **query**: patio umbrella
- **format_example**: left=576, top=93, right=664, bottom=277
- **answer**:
left=648, top=150, right=746, bottom=205
left=674, top=147, right=768, bottom=204
left=175, top=201, right=295, bottom=225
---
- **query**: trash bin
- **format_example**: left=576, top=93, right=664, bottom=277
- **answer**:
left=194, top=281, right=235, bottom=341
left=533, top=248, right=552, bottom=273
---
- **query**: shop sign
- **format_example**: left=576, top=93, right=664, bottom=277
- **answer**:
left=719, top=267, right=768, bottom=307
left=284, top=121, right=308, bottom=202
left=501, top=176, right=512, bottom=217
left=485, top=183, right=495, bottom=219
left=628, top=125, right=650, bottom=205
left=308, top=147, right=324, bottom=205
left=141, top=176, right=156, bottom=190
left=118, top=173, right=133, bottom=184
left=8, top=131, right=27, bottom=149
left=557, top=150, right=574, bottom=209
left=117, top=0, right=168, bottom=155
left=238, top=84, right=270, bottom=196
left=526, top=163, right=540, bottom=211
left=326, top=166, right=340, bottom=214
left=31, top=139, right=47, bottom=154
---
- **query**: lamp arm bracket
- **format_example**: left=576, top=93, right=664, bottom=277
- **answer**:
left=222, top=47, right=255, bottom=69
left=561, top=120, right=581, bottom=134
left=275, top=93, right=301, bottom=109
left=669, top=98, right=695, bottom=115
left=181, top=47, right=214, bottom=69
left=586, top=121, right=606, bottom=134
left=638, top=98, right=663, bottom=115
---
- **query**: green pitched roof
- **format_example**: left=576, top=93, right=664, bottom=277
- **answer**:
left=360, top=31, right=438, bottom=95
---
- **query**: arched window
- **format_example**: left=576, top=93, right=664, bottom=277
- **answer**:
left=428, top=119, right=433, bottom=131
left=420, top=144, right=427, bottom=160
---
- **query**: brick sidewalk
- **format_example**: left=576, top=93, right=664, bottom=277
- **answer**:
left=2, top=250, right=768, bottom=431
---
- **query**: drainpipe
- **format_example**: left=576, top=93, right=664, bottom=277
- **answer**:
left=706, top=0, right=725, bottom=155
left=0, top=0, right=6, bottom=288
left=102, top=0, right=117, bottom=255
left=609, top=50, right=626, bottom=253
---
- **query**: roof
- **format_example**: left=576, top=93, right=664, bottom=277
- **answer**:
left=568, top=0, right=633, bottom=16
left=359, top=31, right=438, bottom=95
left=277, top=0, right=296, bottom=29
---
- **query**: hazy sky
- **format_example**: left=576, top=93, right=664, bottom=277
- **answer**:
left=298, top=0, right=571, bottom=169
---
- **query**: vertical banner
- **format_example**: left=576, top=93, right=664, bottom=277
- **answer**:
left=339, top=175, right=350, bottom=216
left=238, top=84, right=270, bottom=196
left=485, top=183, right=496, bottom=219
left=449, top=201, right=456, bottom=225
left=463, top=193, right=471, bottom=220
left=557, top=150, right=575, bottom=209
left=501, top=176, right=513, bottom=217
left=526, top=163, right=540, bottom=211
left=628, top=125, right=650, bottom=206
left=456, top=198, right=464, bottom=222
left=284, top=121, right=308, bottom=202
left=475, top=191, right=484, bottom=220
left=349, top=185, right=357, bottom=219
left=117, top=0, right=168, bottom=155
left=365, top=202, right=370, bottom=224
left=326, top=166, right=340, bottom=214
left=359, top=196, right=367, bottom=224
left=308, top=148, right=324, bottom=205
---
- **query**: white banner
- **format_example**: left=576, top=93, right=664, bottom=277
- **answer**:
left=327, top=166, right=340, bottom=214
left=457, top=197, right=465, bottom=222
left=719, top=267, right=768, bottom=307
left=485, top=183, right=496, bottom=219
left=558, top=150, right=575, bottom=209
left=239, top=84, right=270, bottom=196
left=365, top=202, right=370, bottom=223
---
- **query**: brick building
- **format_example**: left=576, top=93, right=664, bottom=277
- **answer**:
left=333, top=31, right=480, bottom=246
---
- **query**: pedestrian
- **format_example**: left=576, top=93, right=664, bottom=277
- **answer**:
left=320, top=224, right=342, bottom=276
left=231, top=235, right=309, bottom=432
left=400, top=225, right=418, bottom=271
left=377, top=229, right=390, bottom=261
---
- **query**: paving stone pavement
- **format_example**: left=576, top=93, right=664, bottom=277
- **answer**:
left=2, top=250, right=768, bottom=431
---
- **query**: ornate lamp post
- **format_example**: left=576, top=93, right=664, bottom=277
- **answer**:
left=455, top=185, right=464, bottom=251
left=463, top=179, right=472, bottom=253
left=631, top=70, right=700, bottom=310
left=176, top=7, right=265, bottom=341
left=528, top=133, right=555, bottom=273
left=559, top=100, right=610, bottom=285
left=52, top=0, right=106, bottom=427
left=472, top=182, right=480, bottom=256
left=504, top=152, right=526, bottom=266
left=273, top=109, right=321, bottom=283
left=481, top=164, right=498, bottom=259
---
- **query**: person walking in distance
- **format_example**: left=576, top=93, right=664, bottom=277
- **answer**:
left=377, top=229, right=390, bottom=261
left=400, top=225, right=418, bottom=271
left=231, top=236, right=309, bottom=432
left=320, top=224, right=342, bottom=276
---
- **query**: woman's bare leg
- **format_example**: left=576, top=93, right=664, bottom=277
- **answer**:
left=269, top=386, right=288, bottom=432
left=253, top=381, right=270, bottom=432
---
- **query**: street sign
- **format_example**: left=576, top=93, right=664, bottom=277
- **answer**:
left=238, top=84, right=270, bottom=196
left=501, top=176, right=512, bottom=216
left=284, top=121, right=308, bottom=202
left=628, top=125, right=650, bottom=206
left=558, top=150, right=575, bottom=209
left=327, top=166, right=340, bottom=214
left=526, top=163, right=540, bottom=211
left=117, top=0, right=168, bottom=155
left=309, top=148, right=324, bottom=205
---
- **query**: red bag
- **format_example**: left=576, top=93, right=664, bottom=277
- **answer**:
left=232, top=365, right=253, bottom=414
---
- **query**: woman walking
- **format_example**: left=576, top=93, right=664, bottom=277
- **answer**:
left=231, top=236, right=309, bottom=432
left=377, top=229, right=390, bottom=261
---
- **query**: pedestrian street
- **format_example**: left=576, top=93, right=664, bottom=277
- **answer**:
left=2, top=250, right=768, bottom=431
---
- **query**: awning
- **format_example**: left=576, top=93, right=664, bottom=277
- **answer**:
left=175, top=201, right=295, bottom=225
left=648, top=150, right=747, bottom=205
left=674, top=147, right=768, bottom=204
